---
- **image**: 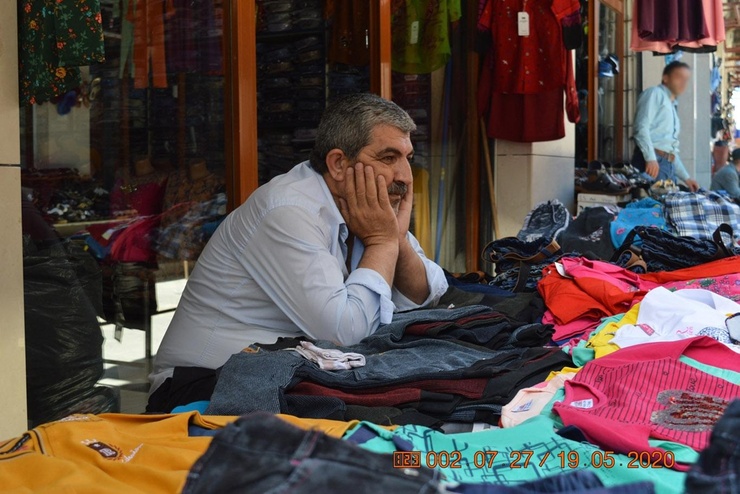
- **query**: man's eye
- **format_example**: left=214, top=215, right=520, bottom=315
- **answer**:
left=381, top=156, right=396, bottom=164
left=408, top=155, right=415, bottom=164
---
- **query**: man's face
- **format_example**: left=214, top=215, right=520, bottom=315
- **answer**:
left=349, top=124, right=414, bottom=213
left=663, top=67, right=691, bottom=97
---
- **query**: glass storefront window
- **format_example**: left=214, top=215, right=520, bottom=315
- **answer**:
left=19, top=0, right=229, bottom=423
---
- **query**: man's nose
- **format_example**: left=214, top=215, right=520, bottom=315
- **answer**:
left=394, top=158, right=413, bottom=185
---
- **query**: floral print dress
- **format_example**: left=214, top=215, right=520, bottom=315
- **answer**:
left=19, top=0, right=105, bottom=105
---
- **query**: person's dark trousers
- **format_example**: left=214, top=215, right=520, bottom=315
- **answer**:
left=684, top=399, right=740, bottom=494
left=145, top=367, right=219, bottom=413
left=182, top=412, right=444, bottom=494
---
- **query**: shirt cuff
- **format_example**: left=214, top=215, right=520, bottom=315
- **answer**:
left=393, top=258, right=449, bottom=312
left=345, top=268, right=394, bottom=325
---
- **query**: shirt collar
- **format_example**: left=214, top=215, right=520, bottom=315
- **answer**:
left=308, top=162, right=349, bottom=241
left=659, top=84, right=679, bottom=107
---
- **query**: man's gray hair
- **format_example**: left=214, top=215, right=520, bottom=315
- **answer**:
left=309, top=93, right=416, bottom=173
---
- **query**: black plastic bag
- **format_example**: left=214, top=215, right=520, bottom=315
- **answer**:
left=23, top=239, right=112, bottom=426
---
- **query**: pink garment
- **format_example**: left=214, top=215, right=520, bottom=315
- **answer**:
left=501, top=372, right=577, bottom=428
left=631, top=0, right=725, bottom=52
left=661, top=274, right=740, bottom=302
left=559, top=257, right=659, bottom=293
left=544, top=311, right=601, bottom=342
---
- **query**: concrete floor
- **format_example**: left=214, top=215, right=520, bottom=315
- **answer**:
left=98, top=278, right=187, bottom=413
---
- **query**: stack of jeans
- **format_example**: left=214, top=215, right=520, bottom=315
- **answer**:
left=205, top=306, right=567, bottom=424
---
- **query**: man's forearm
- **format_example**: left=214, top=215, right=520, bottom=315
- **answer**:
left=393, top=236, right=430, bottom=305
left=358, top=242, right=399, bottom=289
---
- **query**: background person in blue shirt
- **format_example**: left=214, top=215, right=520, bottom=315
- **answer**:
left=711, top=148, right=740, bottom=199
left=632, top=61, right=700, bottom=192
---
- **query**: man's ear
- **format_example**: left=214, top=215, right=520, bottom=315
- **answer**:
left=325, top=149, right=347, bottom=182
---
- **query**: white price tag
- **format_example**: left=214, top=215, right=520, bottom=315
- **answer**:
left=517, top=12, right=530, bottom=36
left=410, top=20, right=420, bottom=44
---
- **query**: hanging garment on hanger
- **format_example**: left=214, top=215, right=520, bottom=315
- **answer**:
left=165, top=0, right=222, bottom=74
left=476, top=0, right=581, bottom=142
left=637, top=0, right=708, bottom=42
left=117, top=0, right=136, bottom=78
left=131, top=0, right=173, bottom=88
left=325, top=0, right=371, bottom=66
left=630, top=0, right=725, bottom=53
left=18, top=0, right=105, bottom=105
left=390, top=0, right=462, bottom=74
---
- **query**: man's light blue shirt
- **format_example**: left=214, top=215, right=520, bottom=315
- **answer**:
left=633, top=84, right=689, bottom=180
left=151, top=162, right=448, bottom=392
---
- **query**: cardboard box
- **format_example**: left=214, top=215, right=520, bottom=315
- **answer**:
left=577, top=192, right=631, bottom=214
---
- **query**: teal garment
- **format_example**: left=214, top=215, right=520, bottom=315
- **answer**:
left=678, top=355, right=740, bottom=384
left=171, top=401, right=210, bottom=414
left=345, top=416, right=685, bottom=493
left=115, top=0, right=136, bottom=79
left=710, top=164, right=740, bottom=198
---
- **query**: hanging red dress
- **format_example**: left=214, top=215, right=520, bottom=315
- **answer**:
left=477, top=0, right=581, bottom=142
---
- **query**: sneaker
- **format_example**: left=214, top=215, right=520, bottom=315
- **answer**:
left=517, top=200, right=571, bottom=243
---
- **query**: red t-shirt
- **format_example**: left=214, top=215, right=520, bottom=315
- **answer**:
left=554, top=337, right=740, bottom=470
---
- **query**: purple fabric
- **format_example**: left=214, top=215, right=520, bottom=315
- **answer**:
left=638, top=0, right=708, bottom=42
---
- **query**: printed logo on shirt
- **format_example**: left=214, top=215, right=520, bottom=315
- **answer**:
left=83, top=440, right=121, bottom=460
left=570, top=399, right=594, bottom=409
left=512, top=399, right=534, bottom=413
left=651, top=389, right=729, bottom=433
left=81, top=440, right=143, bottom=463
left=637, top=323, right=655, bottom=336
left=576, top=226, right=604, bottom=243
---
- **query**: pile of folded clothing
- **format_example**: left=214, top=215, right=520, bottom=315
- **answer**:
left=4, top=190, right=740, bottom=494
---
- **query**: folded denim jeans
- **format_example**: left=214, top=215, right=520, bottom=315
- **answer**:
left=206, top=306, right=556, bottom=415
left=182, top=412, right=445, bottom=494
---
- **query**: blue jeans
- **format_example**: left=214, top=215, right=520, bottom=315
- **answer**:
left=205, top=306, right=559, bottom=416
left=632, top=147, right=679, bottom=183
left=182, top=412, right=444, bottom=494
left=655, top=154, right=678, bottom=182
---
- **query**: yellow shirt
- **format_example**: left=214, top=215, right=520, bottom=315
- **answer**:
left=0, top=412, right=362, bottom=493
left=586, top=303, right=641, bottom=360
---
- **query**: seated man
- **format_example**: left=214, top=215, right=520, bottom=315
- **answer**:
left=148, top=93, right=448, bottom=410
left=711, top=148, right=740, bottom=199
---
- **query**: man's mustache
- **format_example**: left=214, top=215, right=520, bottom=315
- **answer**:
left=387, top=182, right=408, bottom=197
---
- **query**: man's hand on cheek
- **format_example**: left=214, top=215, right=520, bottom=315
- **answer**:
left=338, top=163, right=399, bottom=247
left=396, top=183, right=413, bottom=240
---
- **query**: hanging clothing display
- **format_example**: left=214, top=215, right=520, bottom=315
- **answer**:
left=390, top=0, right=462, bottom=74
left=165, top=0, right=223, bottom=74
left=131, top=0, right=174, bottom=88
left=637, top=0, right=708, bottom=42
left=18, top=0, right=105, bottom=105
left=325, top=0, right=371, bottom=66
left=477, top=0, right=581, bottom=142
left=630, top=0, right=725, bottom=53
